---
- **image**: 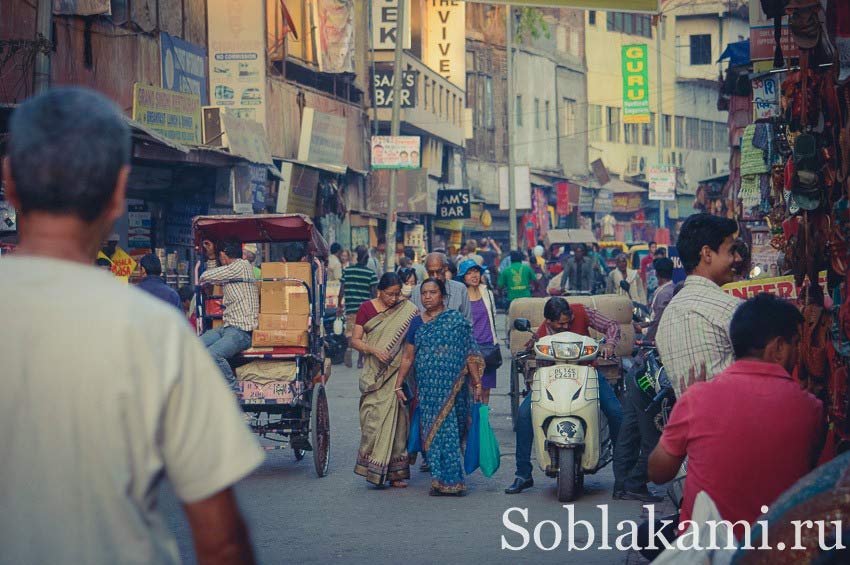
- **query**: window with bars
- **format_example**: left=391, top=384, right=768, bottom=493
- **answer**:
left=690, top=34, right=712, bottom=65
left=625, top=123, right=640, bottom=144
left=516, top=95, right=523, bottom=127
left=686, top=117, right=699, bottom=149
left=545, top=100, right=550, bottom=131
left=588, top=105, right=602, bottom=142
left=561, top=98, right=577, bottom=138
left=675, top=116, right=684, bottom=149
left=606, top=107, right=620, bottom=142
left=700, top=120, right=713, bottom=152
left=642, top=113, right=656, bottom=146
left=714, top=122, right=726, bottom=152
left=534, top=98, right=540, bottom=129
left=607, top=12, right=652, bottom=38
left=589, top=10, right=596, bottom=25
left=662, top=114, right=672, bottom=148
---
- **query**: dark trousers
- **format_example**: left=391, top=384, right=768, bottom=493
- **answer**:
left=613, top=363, right=662, bottom=493
left=637, top=513, right=680, bottom=561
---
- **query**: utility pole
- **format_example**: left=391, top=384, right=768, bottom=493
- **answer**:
left=656, top=14, right=665, bottom=229
left=506, top=4, right=518, bottom=251
left=384, top=0, right=406, bottom=272
left=33, top=0, right=53, bottom=94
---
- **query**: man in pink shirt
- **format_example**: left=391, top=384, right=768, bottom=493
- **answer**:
left=642, top=294, right=823, bottom=558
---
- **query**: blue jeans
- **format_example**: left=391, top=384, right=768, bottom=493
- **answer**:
left=515, top=372, right=623, bottom=480
left=201, top=326, right=252, bottom=392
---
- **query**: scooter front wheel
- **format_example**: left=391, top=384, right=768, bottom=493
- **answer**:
left=556, top=447, right=581, bottom=502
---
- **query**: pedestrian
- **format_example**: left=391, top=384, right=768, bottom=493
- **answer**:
left=340, top=245, right=378, bottom=368
left=411, top=252, right=472, bottom=324
left=351, top=272, right=419, bottom=489
left=656, top=213, right=742, bottom=393
left=456, top=238, right=485, bottom=267
left=644, top=247, right=667, bottom=302
left=459, top=259, right=499, bottom=405
left=506, top=297, right=622, bottom=495
left=549, top=243, right=595, bottom=295
left=398, top=267, right=417, bottom=300
left=607, top=253, right=647, bottom=305
left=497, top=250, right=537, bottom=303
left=199, top=238, right=260, bottom=393
left=327, top=242, right=344, bottom=281
left=242, top=247, right=261, bottom=279
left=0, top=87, right=262, bottom=564
left=136, top=253, right=181, bottom=309
left=367, top=236, right=386, bottom=277
left=194, top=237, right=221, bottom=283
left=639, top=241, right=658, bottom=285
left=642, top=294, right=823, bottom=558
left=339, top=248, right=351, bottom=270
left=635, top=257, right=675, bottom=341
left=404, top=247, right=427, bottom=283
left=178, top=285, right=195, bottom=320
left=396, top=278, right=483, bottom=496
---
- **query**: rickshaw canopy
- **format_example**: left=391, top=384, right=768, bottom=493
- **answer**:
left=192, top=214, right=329, bottom=258
left=544, top=229, right=598, bottom=248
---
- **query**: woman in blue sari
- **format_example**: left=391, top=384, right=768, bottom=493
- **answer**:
left=397, top=278, right=483, bottom=496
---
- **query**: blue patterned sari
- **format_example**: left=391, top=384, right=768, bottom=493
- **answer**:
left=414, top=309, right=482, bottom=494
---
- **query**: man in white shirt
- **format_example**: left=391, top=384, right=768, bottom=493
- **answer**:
left=656, top=213, right=742, bottom=394
left=0, top=87, right=263, bottom=564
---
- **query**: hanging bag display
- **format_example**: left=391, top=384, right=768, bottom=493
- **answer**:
left=478, top=404, right=501, bottom=477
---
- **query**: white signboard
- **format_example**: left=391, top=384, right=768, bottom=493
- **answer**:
left=752, top=76, right=780, bottom=120
left=424, top=0, right=466, bottom=89
left=371, top=135, right=421, bottom=169
left=499, top=165, right=532, bottom=211
left=207, top=0, right=266, bottom=125
left=371, top=0, right=411, bottom=50
left=298, top=108, right=347, bottom=166
left=648, top=164, right=676, bottom=201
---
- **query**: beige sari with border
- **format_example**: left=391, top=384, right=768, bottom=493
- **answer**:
left=354, top=299, right=419, bottom=485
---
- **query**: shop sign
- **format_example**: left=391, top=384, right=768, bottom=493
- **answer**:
left=276, top=163, right=319, bottom=217
left=436, top=189, right=471, bottom=219
left=100, top=247, right=137, bottom=283
left=372, top=68, right=417, bottom=108
left=749, top=1, right=800, bottom=71
left=482, top=1, right=658, bottom=12
left=667, top=246, right=686, bottom=283
left=372, top=0, right=411, bottom=50
left=622, top=45, right=650, bottom=124
left=404, top=224, right=425, bottom=249
left=647, top=164, right=676, bottom=201
left=208, top=0, right=266, bottom=124
left=132, top=83, right=201, bottom=145
left=612, top=193, right=642, bottom=213
left=233, top=164, right=267, bottom=214
left=160, top=32, right=209, bottom=105
left=299, top=108, right=347, bottom=167
left=424, top=0, right=465, bottom=89
left=499, top=165, right=532, bottom=210
left=722, top=272, right=827, bottom=301
left=314, top=0, right=355, bottom=73
left=371, top=135, right=420, bottom=169
left=752, top=76, right=780, bottom=121
left=593, top=189, right=613, bottom=214
left=556, top=182, right=571, bottom=216
left=221, top=112, right=273, bottom=165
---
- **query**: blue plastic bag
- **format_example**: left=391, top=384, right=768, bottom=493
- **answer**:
left=479, top=404, right=501, bottom=477
left=464, top=402, right=481, bottom=474
left=407, top=405, right=422, bottom=456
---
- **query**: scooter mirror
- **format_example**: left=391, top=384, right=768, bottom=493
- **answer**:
left=513, top=318, right=532, bottom=332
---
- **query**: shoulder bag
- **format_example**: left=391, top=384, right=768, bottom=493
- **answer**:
left=479, top=288, right=503, bottom=370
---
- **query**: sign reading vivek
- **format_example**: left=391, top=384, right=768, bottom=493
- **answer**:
left=425, top=0, right=466, bottom=89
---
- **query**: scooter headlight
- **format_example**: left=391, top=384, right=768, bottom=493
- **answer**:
left=552, top=341, right=583, bottom=360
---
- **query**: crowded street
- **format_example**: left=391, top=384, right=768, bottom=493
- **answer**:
left=158, top=314, right=663, bottom=564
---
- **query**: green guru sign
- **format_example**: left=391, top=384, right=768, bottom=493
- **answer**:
left=622, top=44, right=650, bottom=124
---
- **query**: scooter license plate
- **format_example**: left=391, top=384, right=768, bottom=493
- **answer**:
left=548, top=366, right=581, bottom=383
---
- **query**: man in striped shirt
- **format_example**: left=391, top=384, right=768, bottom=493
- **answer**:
left=199, top=238, right=259, bottom=392
left=656, top=214, right=742, bottom=395
left=339, top=246, right=378, bottom=368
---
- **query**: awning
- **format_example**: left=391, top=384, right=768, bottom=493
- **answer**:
left=544, top=229, right=598, bottom=247
left=529, top=173, right=553, bottom=188
left=574, top=173, right=646, bottom=193
left=697, top=173, right=730, bottom=185
left=719, top=39, right=750, bottom=67
left=280, top=157, right=347, bottom=176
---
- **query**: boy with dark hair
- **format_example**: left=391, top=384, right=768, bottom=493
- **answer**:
left=644, top=294, right=823, bottom=556
left=340, top=245, right=379, bottom=368
left=656, top=214, right=742, bottom=393
left=136, top=253, right=180, bottom=309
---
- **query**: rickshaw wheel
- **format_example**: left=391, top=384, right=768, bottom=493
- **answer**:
left=510, top=359, right=520, bottom=431
left=311, top=383, right=330, bottom=477
left=293, top=448, right=306, bottom=461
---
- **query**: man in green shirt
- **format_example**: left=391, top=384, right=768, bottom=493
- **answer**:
left=497, top=250, right=537, bottom=302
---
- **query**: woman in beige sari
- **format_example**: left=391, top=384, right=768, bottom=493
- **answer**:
left=351, top=272, right=419, bottom=488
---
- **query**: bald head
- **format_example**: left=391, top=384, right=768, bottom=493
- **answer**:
left=424, top=252, right=448, bottom=282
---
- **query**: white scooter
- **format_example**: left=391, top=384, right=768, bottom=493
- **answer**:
left=514, top=318, right=614, bottom=502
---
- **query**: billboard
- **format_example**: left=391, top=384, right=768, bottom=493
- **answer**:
left=132, top=83, right=201, bottom=145
left=160, top=33, right=208, bottom=105
left=647, top=164, right=676, bottom=201
left=372, top=0, right=411, bottom=50
left=371, top=135, right=421, bottom=169
left=424, top=0, right=465, bottom=89
left=622, top=44, right=650, bottom=124
left=481, top=1, right=659, bottom=13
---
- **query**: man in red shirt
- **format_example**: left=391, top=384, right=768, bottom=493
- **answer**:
left=643, top=294, right=823, bottom=557
left=639, top=241, right=658, bottom=285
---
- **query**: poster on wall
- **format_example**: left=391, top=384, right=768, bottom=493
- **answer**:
left=314, top=0, right=355, bottom=73
left=371, top=0, right=411, bottom=50
left=299, top=108, right=347, bottom=167
left=132, top=83, right=201, bottom=145
left=161, top=32, right=209, bottom=105
left=647, top=164, right=676, bottom=201
left=207, top=0, right=266, bottom=125
left=424, top=0, right=465, bottom=89
left=371, top=135, right=421, bottom=169
left=498, top=165, right=532, bottom=210
left=622, top=44, right=650, bottom=124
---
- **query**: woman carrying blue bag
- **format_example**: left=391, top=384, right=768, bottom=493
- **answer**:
left=397, top=278, right=484, bottom=496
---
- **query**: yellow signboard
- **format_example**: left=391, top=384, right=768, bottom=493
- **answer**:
left=722, top=272, right=827, bottom=301
left=478, top=1, right=659, bottom=13
left=110, top=247, right=138, bottom=283
left=132, top=83, right=201, bottom=145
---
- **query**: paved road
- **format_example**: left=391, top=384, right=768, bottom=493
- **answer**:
left=159, top=317, right=660, bottom=564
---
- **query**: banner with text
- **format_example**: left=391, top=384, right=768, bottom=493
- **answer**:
left=478, top=1, right=659, bottom=13
left=132, top=83, right=201, bottom=145
left=436, top=189, right=471, bottom=220
left=622, top=44, right=650, bottom=124
left=647, top=164, right=676, bottom=201
left=424, top=0, right=465, bottom=89
left=161, top=32, right=209, bottom=105
left=371, top=135, right=420, bottom=169
left=371, top=0, right=411, bottom=50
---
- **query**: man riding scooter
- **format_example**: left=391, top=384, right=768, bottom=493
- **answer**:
left=506, top=297, right=623, bottom=494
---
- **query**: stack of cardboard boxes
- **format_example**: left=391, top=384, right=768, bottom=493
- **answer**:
left=252, top=262, right=312, bottom=347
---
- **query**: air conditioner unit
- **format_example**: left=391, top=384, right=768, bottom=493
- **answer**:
left=202, top=106, right=225, bottom=147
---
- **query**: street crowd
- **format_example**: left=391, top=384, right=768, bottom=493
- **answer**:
left=2, top=87, right=849, bottom=564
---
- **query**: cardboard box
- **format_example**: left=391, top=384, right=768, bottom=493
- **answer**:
left=260, top=282, right=311, bottom=315
left=258, top=314, right=310, bottom=331
left=212, top=285, right=223, bottom=296
left=261, top=262, right=312, bottom=288
left=252, top=329, right=309, bottom=348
